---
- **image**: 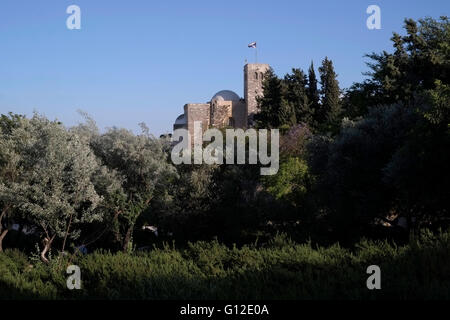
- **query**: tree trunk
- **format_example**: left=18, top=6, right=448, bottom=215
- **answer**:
left=41, top=235, right=55, bottom=264
left=0, top=229, right=9, bottom=252
left=122, top=225, right=133, bottom=253
left=61, top=213, right=74, bottom=254
left=0, top=205, right=10, bottom=252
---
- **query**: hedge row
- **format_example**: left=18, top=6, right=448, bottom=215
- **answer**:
left=1, top=231, right=449, bottom=300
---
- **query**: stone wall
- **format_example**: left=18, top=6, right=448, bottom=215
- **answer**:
left=184, top=103, right=210, bottom=142
left=210, top=100, right=232, bottom=128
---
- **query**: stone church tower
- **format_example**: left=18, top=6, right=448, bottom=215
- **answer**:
left=173, top=63, right=270, bottom=136
left=244, top=63, right=270, bottom=120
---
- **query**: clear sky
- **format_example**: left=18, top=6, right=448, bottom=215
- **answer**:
left=0, top=0, right=448, bottom=135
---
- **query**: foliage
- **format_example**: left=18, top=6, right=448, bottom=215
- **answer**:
left=305, top=17, right=450, bottom=241
left=344, top=16, right=450, bottom=117
left=0, top=114, right=103, bottom=261
left=0, top=113, right=25, bottom=251
left=318, top=57, right=342, bottom=133
left=88, top=124, right=177, bottom=252
left=1, top=231, right=450, bottom=299
left=255, top=68, right=290, bottom=128
left=309, top=105, right=417, bottom=239
left=256, top=59, right=343, bottom=134
left=307, top=61, right=320, bottom=127
left=0, top=16, right=449, bottom=300
left=264, top=157, right=311, bottom=207
left=382, top=82, right=450, bottom=229
left=284, top=69, right=311, bottom=126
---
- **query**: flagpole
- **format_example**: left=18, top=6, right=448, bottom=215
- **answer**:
left=248, top=42, right=257, bottom=63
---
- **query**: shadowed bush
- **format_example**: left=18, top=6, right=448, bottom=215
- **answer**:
left=0, top=231, right=449, bottom=300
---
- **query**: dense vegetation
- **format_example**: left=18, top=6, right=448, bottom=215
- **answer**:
left=0, top=17, right=449, bottom=299
left=1, top=231, right=449, bottom=300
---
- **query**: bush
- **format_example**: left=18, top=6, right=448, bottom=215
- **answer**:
left=0, top=230, right=449, bottom=300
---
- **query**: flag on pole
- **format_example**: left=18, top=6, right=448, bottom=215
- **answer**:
left=248, top=42, right=257, bottom=48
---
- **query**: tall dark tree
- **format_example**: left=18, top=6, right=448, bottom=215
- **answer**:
left=284, top=68, right=311, bottom=126
left=279, top=99, right=297, bottom=128
left=318, top=57, right=342, bottom=133
left=255, top=68, right=293, bottom=128
left=307, top=61, right=320, bottom=128
left=344, top=16, right=450, bottom=117
left=310, top=17, right=450, bottom=238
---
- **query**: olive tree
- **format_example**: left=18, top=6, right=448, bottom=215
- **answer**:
left=89, top=124, right=177, bottom=252
left=0, top=114, right=102, bottom=262
left=0, top=113, right=25, bottom=251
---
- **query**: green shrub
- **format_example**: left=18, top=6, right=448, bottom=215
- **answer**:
left=0, top=231, right=449, bottom=300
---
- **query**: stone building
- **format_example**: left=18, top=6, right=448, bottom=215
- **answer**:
left=173, top=63, right=270, bottom=138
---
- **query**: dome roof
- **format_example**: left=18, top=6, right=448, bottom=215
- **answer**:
left=211, top=90, right=240, bottom=102
left=174, top=114, right=186, bottom=125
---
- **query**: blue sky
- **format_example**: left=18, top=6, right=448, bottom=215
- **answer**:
left=0, top=0, right=448, bottom=135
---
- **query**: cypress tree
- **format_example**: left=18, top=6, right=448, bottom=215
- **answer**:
left=318, top=57, right=342, bottom=133
left=284, top=68, right=311, bottom=126
left=307, top=61, right=320, bottom=129
left=279, top=99, right=297, bottom=129
left=255, top=68, right=288, bottom=128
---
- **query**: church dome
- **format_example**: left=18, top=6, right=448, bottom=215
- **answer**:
left=174, top=114, right=186, bottom=125
left=211, top=90, right=240, bottom=102
left=173, top=113, right=187, bottom=130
